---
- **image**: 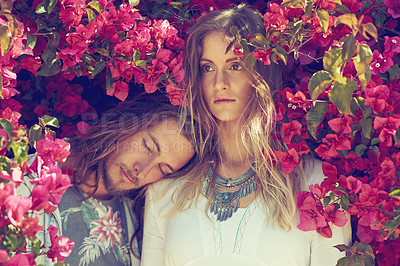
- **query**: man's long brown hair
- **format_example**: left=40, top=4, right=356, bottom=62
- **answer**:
left=65, top=96, right=195, bottom=258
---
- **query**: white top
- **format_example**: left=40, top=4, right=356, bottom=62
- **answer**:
left=142, top=159, right=351, bottom=266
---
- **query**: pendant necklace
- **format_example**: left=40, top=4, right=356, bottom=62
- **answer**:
left=202, top=162, right=257, bottom=222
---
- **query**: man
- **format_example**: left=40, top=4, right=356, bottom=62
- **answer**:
left=39, top=99, right=195, bottom=266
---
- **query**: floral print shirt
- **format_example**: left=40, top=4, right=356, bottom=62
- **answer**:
left=58, top=187, right=131, bottom=266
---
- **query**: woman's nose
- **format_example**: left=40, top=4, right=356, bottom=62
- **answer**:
left=214, top=70, right=229, bottom=91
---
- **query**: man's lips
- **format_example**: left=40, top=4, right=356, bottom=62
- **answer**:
left=120, top=167, right=136, bottom=184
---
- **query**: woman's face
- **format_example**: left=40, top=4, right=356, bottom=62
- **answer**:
left=200, top=31, right=254, bottom=125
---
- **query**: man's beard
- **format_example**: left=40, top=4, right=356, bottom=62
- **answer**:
left=102, top=165, right=138, bottom=196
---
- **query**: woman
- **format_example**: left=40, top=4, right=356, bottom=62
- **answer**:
left=142, top=5, right=351, bottom=266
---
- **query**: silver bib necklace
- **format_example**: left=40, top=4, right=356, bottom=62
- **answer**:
left=202, top=162, right=257, bottom=222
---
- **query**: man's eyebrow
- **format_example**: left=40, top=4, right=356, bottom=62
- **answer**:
left=149, top=133, right=175, bottom=172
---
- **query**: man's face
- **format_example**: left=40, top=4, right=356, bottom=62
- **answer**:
left=103, top=118, right=194, bottom=196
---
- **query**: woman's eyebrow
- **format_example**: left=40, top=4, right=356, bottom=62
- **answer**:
left=200, top=57, right=239, bottom=63
left=148, top=133, right=175, bottom=172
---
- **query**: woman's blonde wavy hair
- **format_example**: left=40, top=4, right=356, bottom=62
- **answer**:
left=172, top=4, right=307, bottom=230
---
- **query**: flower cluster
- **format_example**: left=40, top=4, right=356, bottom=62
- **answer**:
left=231, top=0, right=400, bottom=264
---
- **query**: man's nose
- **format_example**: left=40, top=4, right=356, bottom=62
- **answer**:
left=134, top=159, right=156, bottom=179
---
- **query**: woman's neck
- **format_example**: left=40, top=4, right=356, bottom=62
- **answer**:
left=217, top=122, right=253, bottom=177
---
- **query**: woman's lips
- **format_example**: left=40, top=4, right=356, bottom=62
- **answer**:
left=214, top=98, right=235, bottom=104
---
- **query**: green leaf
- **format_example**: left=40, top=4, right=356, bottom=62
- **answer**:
left=35, top=2, right=47, bottom=14
left=88, top=1, right=102, bottom=12
left=245, top=52, right=256, bottom=71
left=25, top=34, right=37, bottom=50
left=239, top=38, right=249, bottom=55
left=306, top=101, right=327, bottom=139
left=355, top=144, right=367, bottom=156
left=329, top=78, right=357, bottom=114
left=372, top=9, right=386, bottom=28
left=28, top=124, right=44, bottom=145
left=133, top=50, right=141, bottom=62
left=328, top=0, right=342, bottom=4
left=230, top=26, right=239, bottom=38
left=316, top=10, right=330, bottom=33
left=169, top=1, right=182, bottom=8
left=281, top=0, right=305, bottom=8
left=272, top=47, right=287, bottom=65
left=334, top=13, right=357, bottom=31
left=341, top=35, right=356, bottom=62
left=323, top=196, right=331, bottom=207
left=371, top=138, right=381, bottom=145
left=371, top=145, right=379, bottom=154
left=39, top=115, right=60, bottom=128
left=387, top=64, right=400, bottom=82
left=308, top=71, right=333, bottom=101
left=0, top=118, right=14, bottom=139
left=0, top=74, right=2, bottom=99
left=48, top=0, right=58, bottom=13
left=334, top=244, right=350, bottom=253
left=360, top=21, right=378, bottom=41
left=340, top=194, right=349, bottom=210
left=304, top=1, right=313, bottom=17
left=37, top=58, right=61, bottom=76
left=92, top=60, right=106, bottom=76
left=359, top=118, right=372, bottom=139
left=31, top=237, right=42, bottom=257
left=106, top=70, right=114, bottom=91
left=334, top=4, right=351, bottom=14
left=389, top=189, right=400, bottom=200
left=252, top=33, right=268, bottom=45
left=81, top=200, right=101, bottom=228
left=10, top=142, right=28, bottom=164
left=86, top=8, right=96, bottom=22
left=0, top=156, right=12, bottom=174
left=128, top=0, right=140, bottom=6
left=323, top=48, right=346, bottom=84
left=0, top=24, right=12, bottom=56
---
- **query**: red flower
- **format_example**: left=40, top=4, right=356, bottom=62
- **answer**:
left=58, top=0, right=86, bottom=31
left=297, top=191, right=328, bottom=232
left=36, top=135, right=71, bottom=165
left=346, top=175, right=363, bottom=194
left=253, top=49, right=272, bottom=65
left=0, top=183, right=15, bottom=206
left=0, top=168, right=23, bottom=187
left=374, top=115, right=400, bottom=146
left=3, top=253, right=35, bottom=266
left=21, top=215, right=44, bottom=238
left=107, top=80, right=129, bottom=101
left=384, top=0, right=400, bottom=19
left=274, top=148, right=300, bottom=174
left=18, top=56, right=41, bottom=76
left=328, top=115, right=352, bottom=134
left=369, top=50, right=394, bottom=75
left=383, top=36, right=400, bottom=58
left=166, top=82, right=185, bottom=106
left=281, top=120, right=302, bottom=144
left=4, top=195, right=32, bottom=227
left=54, top=94, right=89, bottom=117
left=46, top=225, right=74, bottom=263
left=264, top=3, right=289, bottom=32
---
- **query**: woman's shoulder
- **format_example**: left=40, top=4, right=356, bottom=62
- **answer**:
left=146, top=177, right=185, bottom=203
left=302, top=157, right=325, bottom=187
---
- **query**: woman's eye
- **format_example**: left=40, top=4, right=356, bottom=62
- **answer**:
left=230, top=63, right=243, bottom=71
left=201, top=65, right=213, bottom=72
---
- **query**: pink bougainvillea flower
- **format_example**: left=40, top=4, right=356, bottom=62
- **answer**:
left=90, top=207, right=122, bottom=250
left=0, top=250, right=8, bottom=263
left=36, top=135, right=71, bottom=165
left=328, top=115, right=352, bottom=134
left=4, top=195, right=32, bottom=227
left=54, top=94, right=89, bottom=117
left=374, top=115, right=400, bottom=146
left=346, top=175, right=363, bottom=194
left=3, top=253, right=35, bottom=266
left=281, top=120, right=302, bottom=144
left=253, top=49, right=272, bottom=65
left=18, top=56, right=41, bottom=76
left=46, top=225, right=74, bottom=263
left=21, top=215, right=44, bottom=239
left=383, top=36, right=400, bottom=57
left=58, top=0, right=86, bottom=31
left=264, top=3, right=289, bottom=32
left=341, top=0, right=363, bottom=13
left=233, top=46, right=244, bottom=57
left=77, top=121, right=91, bottom=136
left=322, top=162, right=338, bottom=178
left=297, top=191, right=328, bottom=231
left=274, top=148, right=300, bottom=174
left=30, top=164, right=72, bottom=205
left=166, top=82, right=185, bottom=106
left=107, top=80, right=129, bottom=101
left=384, top=0, right=400, bottom=19
left=0, top=183, right=15, bottom=205
left=369, top=50, right=394, bottom=75
left=287, top=142, right=310, bottom=155
left=0, top=167, right=23, bottom=187
left=323, top=205, right=348, bottom=227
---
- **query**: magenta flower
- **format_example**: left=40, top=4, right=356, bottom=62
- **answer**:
left=0, top=183, right=15, bottom=206
left=46, top=225, right=74, bottom=263
left=107, top=80, right=129, bottom=101
left=383, top=36, right=400, bottom=57
left=3, top=253, right=35, bottom=266
left=281, top=120, right=302, bottom=144
left=253, top=49, right=272, bottom=65
left=369, top=50, right=394, bottom=75
left=0, top=250, right=8, bottom=263
left=0, top=167, right=24, bottom=187
left=35, top=135, right=71, bottom=165
left=384, top=0, right=400, bottom=19
left=274, top=148, right=300, bottom=174
left=4, top=195, right=32, bottom=227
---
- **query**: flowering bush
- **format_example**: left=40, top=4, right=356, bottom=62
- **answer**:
left=0, top=0, right=399, bottom=265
